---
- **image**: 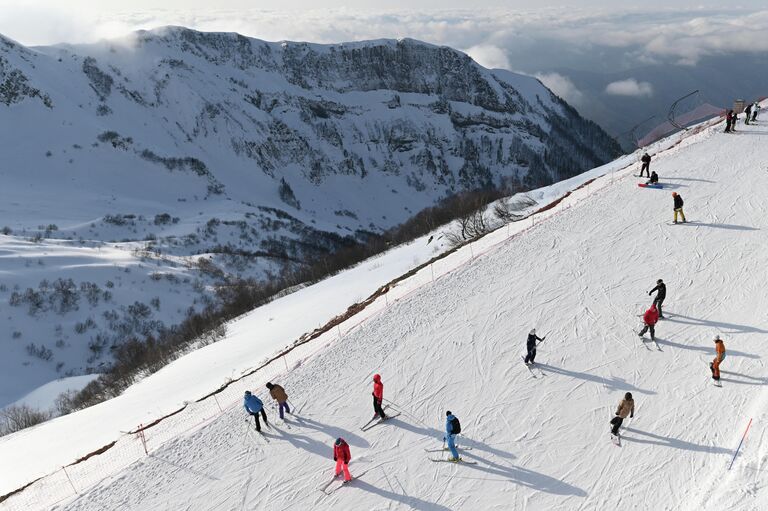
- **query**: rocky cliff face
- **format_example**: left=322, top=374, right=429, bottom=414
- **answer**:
left=0, top=27, right=624, bottom=278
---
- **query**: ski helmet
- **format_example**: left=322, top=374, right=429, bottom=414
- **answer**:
left=657, top=279, right=663, bottom=284
left=244, top=390, right=251, bottom=397
left=530, top=328, right=536, bottom=335
left=265, top=382, right=273, bottom=389
left=373, top=374, right=381, bottom=382
left=446, top=410, right=452, bottom=416
left=714, top=335, right=722, bottom=341
left=335, top=438, right=343, bottom=446
left=625, top=392, right=633, bottom=400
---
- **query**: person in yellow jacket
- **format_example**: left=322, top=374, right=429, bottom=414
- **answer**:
left=610, top=392, right=635, bottom=437
left=266, top=382, right=290, bottom=420
left=710, top=336, right=726, bottom=381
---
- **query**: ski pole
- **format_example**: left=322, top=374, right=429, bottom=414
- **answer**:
left=728, top=418, right=753, bottom=471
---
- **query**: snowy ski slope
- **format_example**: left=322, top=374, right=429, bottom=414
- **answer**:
left=4, top=112, right=768, bottom=510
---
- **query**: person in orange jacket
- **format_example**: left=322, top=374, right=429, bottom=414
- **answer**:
left=710, top=336, right=726, bottom=381
left=637, top=304, right=659, bottom=341
left=333, top=437, right=352, bottom=482
left=372, top=374, right=387, bottom=420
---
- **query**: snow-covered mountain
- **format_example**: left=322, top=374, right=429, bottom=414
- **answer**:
left=2, top=109, right=767, bottom=510
left=0, top=27, right=621, bottom=408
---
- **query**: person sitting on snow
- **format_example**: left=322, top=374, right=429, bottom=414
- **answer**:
left=646, top=171, right=659, bottom=185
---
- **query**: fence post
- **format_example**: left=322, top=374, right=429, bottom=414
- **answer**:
left=430, top=263, right=435, bottom=282
left=283, top=355, right=289, bottom=371
left=138, top=424, right=148, bottom=455
left=62, top=466, right=78, bottom=495
left=470, top=243, right=474, bottom=259
left=728, top=418, right=753, bottom=470
left=213, top=394, right=224, bottom=412
left=337, top=324, right=342, bottom=338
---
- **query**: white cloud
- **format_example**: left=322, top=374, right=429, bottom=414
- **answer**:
left=1, top=6, right=767, bottom=70
left=465, top=44, right=510, bottom=70
left=535, top=72, right=584, bottom=105
left=605, top=78, right=654, bottom=97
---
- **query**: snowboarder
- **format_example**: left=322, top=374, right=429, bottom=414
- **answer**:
left=333, top=438, right=352, bottom=482
left=648, top=279, right=666, bottom=319
left=710, top=336, right=726, bottom=382
left=640, top=153, right=651, bottom=177
left=646, top=171, right=659, bottom=185
left=524, top=328, right=545, bottom=364
left=244, top=390, right=268, bottom=432
left=672, top=192, right=686, bottom=224
left=745, top=104, right=752, bottom=125
left=266, top=382, right=290, bottom=420
left=610, top=392, right=635, bottom=437
left=725, top=110, right=733, bottom=133
left=372, top=374, right=387, bottom=420
left=637, top=304, right=659, bottom=341
left=445, top=411, right=462, bottom=461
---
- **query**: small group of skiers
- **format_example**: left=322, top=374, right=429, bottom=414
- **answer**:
left=725, top=101, right=761, bottom=132
left=243, top=382, right=291, bottom=431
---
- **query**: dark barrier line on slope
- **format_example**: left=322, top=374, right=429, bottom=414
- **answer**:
left=0, top=162, right=630, bottom=503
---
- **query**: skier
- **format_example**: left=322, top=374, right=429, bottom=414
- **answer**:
left=372, top=374, right=387, bottom=420
left=610, top=392, right=635, bottom=437
left=745, top=104, right=752, bottom=125
left=672, top=192, right=686, bottom=224
left=640, top=153, right=651, bottom=177
left=445, top=411, right=462, bottom=462
left=265, top=382, right=290, bottom=420
left=333, top=437, right=352, bottom=482
left=244, top=390, right=268, bottom=432
left=752, top=103, right=760, bottom=121
left=646, top=171, right=659, bottom=185
left=725, top=110, right=733, bottom=133
left=637, top=304, right=659, bottom=341
left=524, top=328, right=545, bottom=365
left=648, top=279, right=666, bottom=319
left=710, top=336, right=726, bottom=382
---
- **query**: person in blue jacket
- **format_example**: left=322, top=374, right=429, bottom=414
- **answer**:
left=244, top=390, right=268, bottom=431
left=445, top=411, right=461, bottom=462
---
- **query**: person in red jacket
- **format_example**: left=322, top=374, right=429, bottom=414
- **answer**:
left=372, top=374, right=387, bottom=420
left=637, top=304, right=659, bottom=341
left=333, top=437, right=352, bottom=482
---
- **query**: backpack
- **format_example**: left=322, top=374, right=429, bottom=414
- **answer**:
left=450, top=416, right=461, bottom=434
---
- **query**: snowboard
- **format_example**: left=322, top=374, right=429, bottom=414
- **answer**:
left=638, top=183, right=663, bottom=189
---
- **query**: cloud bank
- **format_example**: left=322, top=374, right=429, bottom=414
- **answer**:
left=605, top=79, right=654, bottom=97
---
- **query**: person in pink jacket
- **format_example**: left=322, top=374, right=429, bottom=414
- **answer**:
left=333, top=438, right=352, bottom=482
left=372, top=374, right=387, bottom=419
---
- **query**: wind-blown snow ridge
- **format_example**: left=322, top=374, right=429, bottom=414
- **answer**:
left=5, top=107, right=767, bottom=510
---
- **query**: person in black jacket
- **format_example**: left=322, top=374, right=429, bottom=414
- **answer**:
left=646, top=171, right=659, bottom=185
left=745, top=104, right=752, bottom=125
left=725, top=111, right=733, bottom=133
left=672, top=192, right=686, bottom=224
left=524, top=328, right=545, bottom=365
left=640, top=153, right=651, bottom=177
left=649, top=279, right=666, bottom=319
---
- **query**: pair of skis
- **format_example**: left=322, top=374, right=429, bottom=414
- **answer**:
left=522, top=357, right=546, bottom=377
left=360, top=405, right=401, bottom=431
left=425, top=444, right=477, bottom=464
left=634, top=329, right=661, bottom=351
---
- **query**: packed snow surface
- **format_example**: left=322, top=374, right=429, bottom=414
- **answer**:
left=3, top=112, right=768, bottom=510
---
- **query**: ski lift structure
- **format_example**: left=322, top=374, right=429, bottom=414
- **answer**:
left=635, top=89, right=724, bottom=148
